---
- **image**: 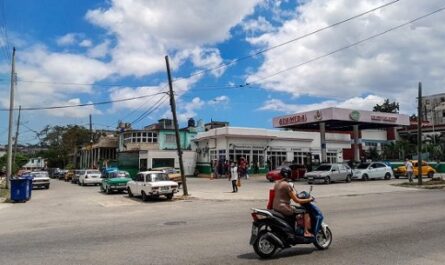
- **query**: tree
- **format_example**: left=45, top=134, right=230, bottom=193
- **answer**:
left=373, top=99, right=400, bottom=113
left=37, top=125, right=92, bottom=168
left=366, top=147, right=381, bottom=161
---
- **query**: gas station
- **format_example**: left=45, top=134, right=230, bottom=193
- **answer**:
left=273, top=107, right=410, bottom=162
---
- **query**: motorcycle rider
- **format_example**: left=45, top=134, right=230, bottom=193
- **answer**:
left=272, top=167, right=314, bottom=237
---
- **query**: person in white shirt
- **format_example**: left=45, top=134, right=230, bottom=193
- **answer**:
left=230, top=162, right=239, bottom=193
left=405, top=159, right=414, bottom=183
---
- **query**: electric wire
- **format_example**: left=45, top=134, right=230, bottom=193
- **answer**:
left=247, top=6, right=445, bottom=85
left=0, top=91, right=168, bottom=111
left=131, top=95, right=169, bottom=125
left=171, top=0, right=402, bottom=84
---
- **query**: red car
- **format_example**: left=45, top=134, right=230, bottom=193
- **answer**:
left=266, top=164, right=307, bottom=182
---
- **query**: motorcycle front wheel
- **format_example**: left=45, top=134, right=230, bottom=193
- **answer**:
left=253, top=232, right=277, bottom=259
left=314, top=226, right=332, bottom=250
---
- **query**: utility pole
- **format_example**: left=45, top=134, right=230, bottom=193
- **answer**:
left=417, top=82, right=423, bottom=185
left=165, top=55, right=188, bottom=196
left=12, top=105, right=21, bottom=166
left=89, top=114, right=93, bottom=168
left=6, top=47, right=16, bottom=190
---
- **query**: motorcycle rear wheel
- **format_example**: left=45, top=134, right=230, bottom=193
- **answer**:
left=314, top=226, right=332, bottom=250
left=253, top=232, right=277, bottom=259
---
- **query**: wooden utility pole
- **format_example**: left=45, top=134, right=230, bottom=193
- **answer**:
left=165, top=55, right=188, bottom=196
left=6, top=47, right=16, bottom=190
left=417, top=82, right=423, bottom=185
left=12, top=105, right=21, bottom=166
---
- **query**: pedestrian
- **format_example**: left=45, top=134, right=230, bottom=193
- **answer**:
left=224, top=160, right=230, bottom=179
left=405, top=158, right=414, bottom=183
left=211, top=160, right=218, bottom=180
left=230, top=162, right=239, bottom=192
left=239, top=157, right=247, bottom=179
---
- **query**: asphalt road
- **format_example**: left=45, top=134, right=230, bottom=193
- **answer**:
left=0, top=179, right=444, bottom=265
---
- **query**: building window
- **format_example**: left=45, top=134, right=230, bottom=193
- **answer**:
left=267, top=151, right=287, bottom=169
left=327, top=152, right=337, bottom=163
left=229, top=149, right=251, bottom=164
left=252, top=150, right=264, bottom=167
left=293, top=152, right=311, bottom=166
left=165, top=134, right=176, bottom=144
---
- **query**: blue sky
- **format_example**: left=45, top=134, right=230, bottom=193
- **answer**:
left=1, top=0, right=445, bottom=145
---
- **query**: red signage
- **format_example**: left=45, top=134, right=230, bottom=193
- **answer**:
left=371, top=115, right=397, bottom=122
left=279, top=114, right=307, bottom=126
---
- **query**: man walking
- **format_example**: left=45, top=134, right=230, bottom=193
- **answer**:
left=405, top=158, right=414, bottom=183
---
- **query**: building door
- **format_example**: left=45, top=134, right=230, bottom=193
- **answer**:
left=152, top=158, right=175, bottom=168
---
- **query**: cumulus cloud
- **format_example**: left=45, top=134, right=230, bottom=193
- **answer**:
left=79, top=39, right=93, bottom=48
left=85, top=0, right=260, bottom=77
left=56, top=33, right=79, bottom=46
left=247, top=0, right=445, bottom=114
left=259, top=94, right=385, bottom=113
left=47, top=98, right=102, bottom=118
left=87, top=39, right=111, bottom=58
left=208, top=95, right=230, bottom=106
left=177, top=97, right=205, bottom=122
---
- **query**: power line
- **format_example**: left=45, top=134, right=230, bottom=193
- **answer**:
left=17, top=79, right=162, bottom=88
left=171, top=0, right=401, bottom=83
left=131, top=95, right=169, bottom=125
left=247, top=6, right=445, bottom=85
left=0, top=91, right=168, bottom=111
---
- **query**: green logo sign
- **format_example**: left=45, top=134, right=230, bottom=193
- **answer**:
left=350, top=111, right=360, bottom=121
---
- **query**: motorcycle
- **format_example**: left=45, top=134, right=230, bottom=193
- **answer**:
left=249, top=186, right=332, bottom=258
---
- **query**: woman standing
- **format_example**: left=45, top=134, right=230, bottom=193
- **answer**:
left=230, top=162, right=239, bottom=193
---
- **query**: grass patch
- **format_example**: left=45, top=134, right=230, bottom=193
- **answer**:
left=394, top=179, right=445, bottom=190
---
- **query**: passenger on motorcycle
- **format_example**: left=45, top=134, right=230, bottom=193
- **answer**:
left=272, top=167, right=314, bottom=237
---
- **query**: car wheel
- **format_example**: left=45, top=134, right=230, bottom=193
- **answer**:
left=127, top=187, right=133, bottom=198
left=324, top=176, right=331, bottom=184
left=345, top=175, right=351, bottom=183
left=141, top=191, right=148, bottom=201
left=105, top=185, right=111, bottom=194
left=395, top=175, right=400, bottom=179
left=428, top=171, right=434, bottom=178
left=384, top=173, right=391, bottom=180
left=166, top=193, right=174, bottom=200
left=45, top=185, right=50, bottom=189
left=308, top=181, right=313, bottom=184
left=362, top=174, right=369, bottom=181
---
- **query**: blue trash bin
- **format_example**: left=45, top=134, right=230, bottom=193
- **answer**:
left=10, top=176, right=33, bottom=202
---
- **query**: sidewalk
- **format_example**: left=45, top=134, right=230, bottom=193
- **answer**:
left=185, top=175, right=420, bottom=201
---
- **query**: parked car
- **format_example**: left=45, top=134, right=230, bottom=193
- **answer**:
left=58, top=170, right=68, bottom=180
left=394, top=161, right=436, bottom=178
left=101, top=170, right=132, bottom=194
left=30, top=171, right=50, bottom=189
left=78, top=169, right=102, bottom=186
left=71, top=170, right=84, bottom=184
left=151, top=167, right=182, bottom=188
left=266, top=164, right=306, bottom=182
left=306, top=163, right=352, bottom=184
left=352, top=162, right=393, bottom=181
left=127, top=171, right=179, bottom=201
left=47, top=168, right=61, bottom=179
left=64, top=170, right=75, bottom=182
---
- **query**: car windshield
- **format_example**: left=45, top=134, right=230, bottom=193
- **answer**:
left=86, top=170, right=101, bottom=175
left=316, top=165, right=332, bottom=171
left=32, top=172, right=48, bottom=178
left=116, top=171, right=130, bottom=178
left=357, top=163, right=370, bottom=169
left=147, top=173, right=169, bottom=182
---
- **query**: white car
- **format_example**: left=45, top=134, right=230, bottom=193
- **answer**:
left=78, top=169, right=102, bottom=186
left=352, top=162, right=393, bottom=181
left=127, top=171, right=179, bottom=201
left=30, top=171, right=50, bottom=189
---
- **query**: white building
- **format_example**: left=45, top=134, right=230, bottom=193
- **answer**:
left=422, top=93, right=445, bottom=126
left=22, top=157, right=47, bottom=170
left=193, top=127, right=352, bottom=174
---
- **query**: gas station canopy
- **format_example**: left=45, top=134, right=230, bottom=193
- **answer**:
left=273, top=107, right=410, bottom=130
